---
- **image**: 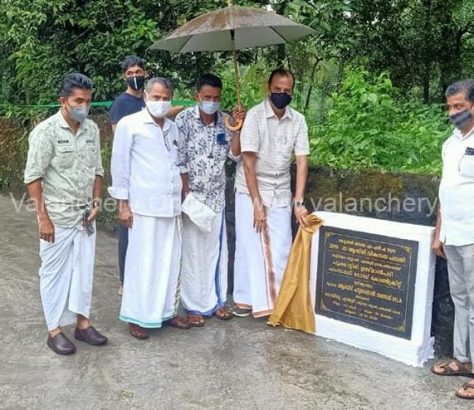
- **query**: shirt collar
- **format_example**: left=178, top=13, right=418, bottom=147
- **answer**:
left=142, top=107, right=171, bottom=131
left=264, top=98, right=292, bottom=120
left=453, top=124, right=474, bottom=141
left=56, top=109, right=90, bottom=133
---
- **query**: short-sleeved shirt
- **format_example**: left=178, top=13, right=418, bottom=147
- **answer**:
left=176, top=106, right=237, bottom=212
left=109, top=92, right=145, bottom=125
left=24, top=111, right=104, bottom=228
left=234, top=98, right=309, bottom=207
left=439, top=126, right=474, bottom=246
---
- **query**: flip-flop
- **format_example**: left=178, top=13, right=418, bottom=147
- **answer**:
left=214, top=307, right=233, bottom=320
left=129, top=323, right=149, bottom=340
left=456, top=382, right=474, bottom=399
left=187, top=315, right=205, bottom=327
left=431, top=360, right=473, bottom=377
left=164, top=316, right=192, bottom=329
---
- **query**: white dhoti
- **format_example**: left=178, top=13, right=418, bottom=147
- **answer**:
left=39, top=225, right=96, bottom=331
left=181, top=211, right=228, bottom=316
left=233, top=193, right=292, bottom=317
left=120, top=214, right=181, bottom=328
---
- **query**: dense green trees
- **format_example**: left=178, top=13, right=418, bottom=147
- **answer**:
left=1, top=0, right=473, bottom=174
left=1, top=0, right=473, bottom=105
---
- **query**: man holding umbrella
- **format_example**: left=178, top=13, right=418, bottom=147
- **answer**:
left=233, top=68, right=310, bottom=318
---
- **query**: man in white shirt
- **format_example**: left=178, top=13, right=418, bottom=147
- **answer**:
left=233, top=68, right=310, bottom=318
left=109, top=77, right=190, bottom=339
left=431, top=79, right=474, bottom=399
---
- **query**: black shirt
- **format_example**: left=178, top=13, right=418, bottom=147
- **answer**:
left=109, top=92, right=145, bottom=125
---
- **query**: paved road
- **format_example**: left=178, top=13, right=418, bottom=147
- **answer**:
left=0, top=192, right=472, bottom=410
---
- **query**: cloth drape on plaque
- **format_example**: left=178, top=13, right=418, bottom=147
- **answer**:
left=268, top=214, right=323, bottom=334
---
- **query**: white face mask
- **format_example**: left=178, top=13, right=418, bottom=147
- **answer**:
left=146, top=99, right=171, bottom=118
left=200, top=100, right=220, bottom=115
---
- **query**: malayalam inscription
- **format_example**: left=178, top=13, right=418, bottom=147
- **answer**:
left=315, top=226, right=418, bottom=339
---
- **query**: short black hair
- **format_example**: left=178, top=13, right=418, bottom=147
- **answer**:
left=59, top=73, right=93, bottom=98
left=445, top=79, right=474, bottom=103
left=268, top=68, right=295, bottom=89
left=121, top=55, right=145, bottom=73
left=196, top=73, right=222, bottom=91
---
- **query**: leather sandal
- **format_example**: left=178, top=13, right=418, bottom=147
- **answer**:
left=187, top=315, right=205, bottom=327
left=164, top=316, right=192, bottom=329
left=456, top=381, right=474, bottom=399
left=214, top=307, right=233, bottom=320
left=431, top=360, right=473, bottom=377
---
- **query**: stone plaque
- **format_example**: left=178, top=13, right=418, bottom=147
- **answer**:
left=315, top=226, right=418, bottom=339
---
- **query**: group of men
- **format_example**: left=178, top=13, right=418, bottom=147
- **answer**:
left=23, top=53, right=474, bottom=400
left=24, top=55, right=310, bottom=353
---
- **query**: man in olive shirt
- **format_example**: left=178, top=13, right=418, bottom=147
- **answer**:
left=24, top=73, right=108, bottom=355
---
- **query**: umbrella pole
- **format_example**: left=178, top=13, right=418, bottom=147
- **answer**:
left=225, top=28, right=243, bottom=131
left=231, top=29, right=241, bottom=107
left=232, top=47, right=241, bottom=107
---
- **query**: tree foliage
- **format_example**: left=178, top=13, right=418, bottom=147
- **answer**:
left=1, top=0, right=472, bottom=176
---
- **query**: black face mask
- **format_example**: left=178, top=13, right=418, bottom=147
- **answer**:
left=126, top=75, right=145, bottom=90
left=270, top=92, right=292, bottom=109
left=449, top=109, right=473, bottom=130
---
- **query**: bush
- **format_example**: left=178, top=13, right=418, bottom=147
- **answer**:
left=309, top=68, right=450, bottom=174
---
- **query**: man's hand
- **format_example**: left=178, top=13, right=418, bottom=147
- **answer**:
left=253, top=202, right=266, bottom=234
left=294, top=205, right=309, bottom=227
left=39, top=215, right=55, bottom=243
left=87, top=206, right=100, bottom=223
left=118, top=201, right=133, bottom=228
left=432, top=233, right=446, bottom=258
left=232, top=105, right=245, bottom=124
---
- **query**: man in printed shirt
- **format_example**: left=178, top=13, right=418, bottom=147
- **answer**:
left=109, top=77, right=191, bottom=339
left=176, top=73, right=244, bottom=327
left=24, top=73, right=108, bottom=355
left=431, top=79, right=474, bottom=400
left=233, top=68, right=310, bottom=318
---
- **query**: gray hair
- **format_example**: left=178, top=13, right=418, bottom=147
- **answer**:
left=445, top=79, right=474, bottom=103
left=145, top=77, right=174, bottom=96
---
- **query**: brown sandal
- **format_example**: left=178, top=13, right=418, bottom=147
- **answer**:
left=431, top=360, right=473, bottom=377
left=187, top=315, right=205, bottom=327
left=129, top=323, right=149, bottom=340
left=164, top=316, right=192, bottom=329
left=214, top=307, right=233, bottom=321
left=456, top=381, right=474, bottom=399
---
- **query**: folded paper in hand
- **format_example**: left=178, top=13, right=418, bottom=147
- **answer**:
left=181, top=192, right=217, bottom=232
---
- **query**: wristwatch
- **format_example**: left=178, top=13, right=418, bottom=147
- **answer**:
left=294, top=199, right=304, bottom=208
left=92, top=200, right=100, bottom=208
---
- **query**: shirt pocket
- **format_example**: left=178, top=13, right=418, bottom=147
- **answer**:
left=55, top=144, right=75, bottom=169
left=276, top=138, right=294, bottom=159
left=214, top=142, right=229, bottom=161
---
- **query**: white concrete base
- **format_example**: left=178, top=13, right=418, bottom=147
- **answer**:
left=311, top=212, right=436, bottom=367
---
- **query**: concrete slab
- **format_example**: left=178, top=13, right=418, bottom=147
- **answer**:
left=0, top=193, right=472, bottom=410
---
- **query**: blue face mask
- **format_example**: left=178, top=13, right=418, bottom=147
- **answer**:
left=68, top=104, right=90, bottom=123
left=200, top=101, right=220, bottom=115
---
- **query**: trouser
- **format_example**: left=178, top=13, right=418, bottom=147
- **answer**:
left=444, top=243, right=474, bottom=363
left=117, top=223, right=128, bottom=284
